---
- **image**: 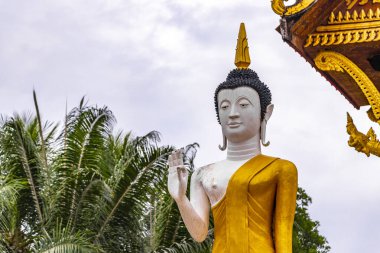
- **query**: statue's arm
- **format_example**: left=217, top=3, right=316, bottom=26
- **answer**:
left=175, top=169, right=210, bottom=242
left=167, top=150, right=210, bottom=241
left=274, top=161, right=298, bottom=253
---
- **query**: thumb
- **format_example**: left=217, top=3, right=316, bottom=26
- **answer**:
left=179, top=168, right=188, bottom=181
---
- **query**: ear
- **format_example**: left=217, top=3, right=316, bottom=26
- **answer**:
left=264, top=104, right=274, bottom=121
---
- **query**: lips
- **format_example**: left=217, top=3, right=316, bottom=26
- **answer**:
left=227, top=122, right=242, bottom=128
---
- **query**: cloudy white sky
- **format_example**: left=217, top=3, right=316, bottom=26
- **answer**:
left=1, top=0, right=379, bottom=252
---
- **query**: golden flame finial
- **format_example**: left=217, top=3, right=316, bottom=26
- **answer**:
left=234, top=23, right=251, bottom=69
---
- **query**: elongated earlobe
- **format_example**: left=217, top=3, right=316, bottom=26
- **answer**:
left=261, top=119, right=270, bottom=147
left=219, top=135, right=227, bottom=151
left=261, top=104, right=273, bottom=147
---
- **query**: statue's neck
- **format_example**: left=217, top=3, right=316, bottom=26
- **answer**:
left=227, top=135, right=261, bottom=161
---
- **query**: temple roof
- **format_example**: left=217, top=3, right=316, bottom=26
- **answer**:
left=277, top=0, right=380, bottom=109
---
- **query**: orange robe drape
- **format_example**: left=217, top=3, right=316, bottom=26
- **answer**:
left=211, top=154, right=298, bottom=253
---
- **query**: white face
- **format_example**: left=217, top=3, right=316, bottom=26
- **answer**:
left=217, top=86, right=261, bottom=143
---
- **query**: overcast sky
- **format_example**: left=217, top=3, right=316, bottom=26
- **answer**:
left=1, top=1, right=379, bottom=252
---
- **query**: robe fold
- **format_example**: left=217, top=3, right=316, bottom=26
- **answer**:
left=211, top=154, right=298, bottom=253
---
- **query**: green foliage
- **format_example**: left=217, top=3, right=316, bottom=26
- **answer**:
left=0, top=94, right=330, bottom=253
left=32, top=221, right=101, bottom=253
left=0, top=95, right=173, bottom=252
left=293, top=188, right=331, bottom=253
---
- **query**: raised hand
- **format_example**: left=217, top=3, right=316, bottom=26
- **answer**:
left=167, top=148, right=189, bottom=202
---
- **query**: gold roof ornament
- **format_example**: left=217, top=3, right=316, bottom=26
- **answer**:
left=346, top=112, right=380, bottom=157
left=314, top=51, right=380, bottom=122
left=234, top=23, right=251, bottom=69
left=271, top=0, right=315, bottom=16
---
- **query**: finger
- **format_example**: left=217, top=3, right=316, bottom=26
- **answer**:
left=171, top=155, right=178, bottom=167
left=177, top=167, right=183, bottom=181
left=171, top=150, right=179, bottom=166
left=177, top=149, right=183, bottom=164
left=181, top=167, right=188, bottom=176
left=173, top=149, right=179, bottom=165
left=172, top=154, right=178, bottom=167
left=174, top=150, right=181, bottom=166
left=177, top=166, right=187, bottom=175
left=168, top=154, right=173, bottom=167
left=179, top=149, right=184, bottom=163
left=179, top=168, right=188, bottom=181
left=174, top=149, right=180, bottom=161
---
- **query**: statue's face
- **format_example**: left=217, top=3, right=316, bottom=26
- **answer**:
left=217, top=86, right=261, bottom=143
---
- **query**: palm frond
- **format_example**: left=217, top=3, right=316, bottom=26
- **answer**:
left=151, top=193, right=182, bottom=249
left=51, top=105, right=115, bottom=226
left=0, top=177, right=28, bottom=253
left=95, top=135, right=172, bottom=241
left=71, top=179, right=113, bottom=232
left=13, top=117, right=45, bottom=223
left=0, top=179, right=20, bottom=239
left=153, top=234, right=213, bottom=253
left=33, top=90, right=48, bottom=169
left=0, top=177, right=25, bottom=210
left=33, top=221, right=102, bottom=253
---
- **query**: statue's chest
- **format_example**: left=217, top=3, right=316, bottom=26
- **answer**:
left=200, top=163, right=242, bottom=206
left=200, top=161, right=277, bottom=207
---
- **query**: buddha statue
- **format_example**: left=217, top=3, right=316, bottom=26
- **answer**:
left=167, top=23, right=298, bottom=253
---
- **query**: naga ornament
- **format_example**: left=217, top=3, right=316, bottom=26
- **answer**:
left=271, top=0, right=315, bottom=16
left=347, top=110, right=380, bottom=157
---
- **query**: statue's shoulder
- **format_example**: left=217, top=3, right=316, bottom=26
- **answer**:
left=276, top=158, right=297, bottom=168
left=273, top=157, right=298, bottom=178
left=260, top=154, right=296, bottom=168
left=261, top=154, right=297, bottom=174
left=193, top=162, right=217, bottom=180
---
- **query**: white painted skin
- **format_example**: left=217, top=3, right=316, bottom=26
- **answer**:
left=167, top=86, right=274, bottom=242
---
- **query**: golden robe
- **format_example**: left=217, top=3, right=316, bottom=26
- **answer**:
left=211, top=154, right=298, bottom=253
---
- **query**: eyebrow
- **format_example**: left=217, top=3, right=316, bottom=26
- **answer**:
left=219, top=99, right=230, bottom=105
left=218, top=90, right=257, bottom=103
left=236, top=96, right=253, bottom=104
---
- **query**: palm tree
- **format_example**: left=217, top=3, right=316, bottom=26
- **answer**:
left=0, top=93, right=173, bottom=252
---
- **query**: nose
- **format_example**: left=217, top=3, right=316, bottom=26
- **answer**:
left=228, top=104, right=240, bottom=119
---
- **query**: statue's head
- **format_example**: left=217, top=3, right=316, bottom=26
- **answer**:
left=214, top=68, right=272, bottom=123
left=215, top=23, right=274, bottom=148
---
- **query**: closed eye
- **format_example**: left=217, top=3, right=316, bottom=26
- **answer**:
left=220, top=101, right=230, bottom=110
left=238, top=97, right=251, bottom=108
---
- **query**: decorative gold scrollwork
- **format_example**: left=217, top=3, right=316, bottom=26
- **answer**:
left=328, top=8, right=380, bottom=24
left=304, top=28, right=380, bottom=47
left=347, top=112, right=380, bottom=157
left=346, top=0, right=380, bottom=10
left=304, top=8, right=380, bottom=47
left=314, top=51, right=380, bottom=122
left=271, top=0, right=315, bottom=16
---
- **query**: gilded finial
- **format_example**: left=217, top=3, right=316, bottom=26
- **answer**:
left=235, top=23, right=251, bottom=69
